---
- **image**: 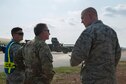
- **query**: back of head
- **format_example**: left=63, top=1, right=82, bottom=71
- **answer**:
left=34, top=23, right=47, bottom=36
left=81, top=7, right=98, bottom=27
left=11, top=27, right=22, bottom=36
left=81, top=7, right=98, bottom=20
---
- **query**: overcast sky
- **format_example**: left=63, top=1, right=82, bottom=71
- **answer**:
left=0, top=0, right=126, bottom=47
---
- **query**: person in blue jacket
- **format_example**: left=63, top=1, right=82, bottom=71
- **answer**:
left=4, top=27, right=25, bottom=84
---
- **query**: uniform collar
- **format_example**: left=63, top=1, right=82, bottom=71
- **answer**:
left=11, top=39, right=20, bottom=43
left=86, top=20, right=103, bottom=28
left=91, top=20, right=103, bottom=26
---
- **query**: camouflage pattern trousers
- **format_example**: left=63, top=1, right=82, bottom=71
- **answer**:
left=81, top=79, right=117, bottom=84
left=6, top=70, right=25, bottom=84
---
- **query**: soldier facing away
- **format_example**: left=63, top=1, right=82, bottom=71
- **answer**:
left=14, top=23, right=55, bottom=84
left=70, top=7, right=121, bottom=84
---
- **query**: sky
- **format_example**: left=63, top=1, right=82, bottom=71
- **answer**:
left=0, top=0, right=126, bottom=47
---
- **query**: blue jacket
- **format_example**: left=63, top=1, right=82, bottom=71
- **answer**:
left=4, top=40, right=15, bottom=74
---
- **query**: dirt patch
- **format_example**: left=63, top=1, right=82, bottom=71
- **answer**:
left=116, top=62, right=126, bottom=84
left=52, top=73, right=81, bottom=84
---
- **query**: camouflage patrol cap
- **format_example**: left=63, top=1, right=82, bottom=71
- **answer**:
left=34, top=23, right=47, bottom=36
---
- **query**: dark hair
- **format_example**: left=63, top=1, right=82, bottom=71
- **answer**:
left=34, top=23, right=47, bottom=36
left=11, top=27, right=22, bottom=36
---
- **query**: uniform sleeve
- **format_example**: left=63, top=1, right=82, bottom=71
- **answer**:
left=39, top=44, right=55, bottom=81
left=115, top=39, right=121, bottom=67
left=70, top=31, right=92, bottom=66
left=10, top=43, right=21, bottom=58
left=14, top=47, right=25, bottom=71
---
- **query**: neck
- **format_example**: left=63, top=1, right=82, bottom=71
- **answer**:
left=13, top=39, right=20, bottom=43
left=36, top=36, right=45, bottom=42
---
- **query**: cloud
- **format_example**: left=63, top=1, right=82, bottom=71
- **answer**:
left=53, top=0, right=68, bottom=3
left=66, top=11, right=81, bottom=26
left=21, top=10, right=84, bottom=44
left=38, top=10, right=83, bottom=43
left=103, top=4, right=126, bottom=17
left=53, top=0, right=78, bottom=3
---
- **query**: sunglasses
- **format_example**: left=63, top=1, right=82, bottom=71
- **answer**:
left=43, top=29, right=50, bottom=33
left=15, top=32, right=24, bottom=35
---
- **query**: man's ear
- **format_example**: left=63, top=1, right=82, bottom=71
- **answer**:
left=88, top=14, right=93, bottom=20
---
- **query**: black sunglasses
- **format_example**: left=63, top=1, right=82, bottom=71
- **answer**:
left=43, top=29, right=49, bottom=33
left=15, top=32, right=24, bottom=35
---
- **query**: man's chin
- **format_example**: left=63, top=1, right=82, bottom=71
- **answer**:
left=20, top=39, right=23, bottom=42
left=47, top=37, right=49, bottom=39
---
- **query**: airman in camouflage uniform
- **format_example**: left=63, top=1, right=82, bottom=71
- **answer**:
left=14, top=23, right=55, bottom=84
left=4, top=27, right=25, bottom=84
left=70, top=7, right=121, bottom=84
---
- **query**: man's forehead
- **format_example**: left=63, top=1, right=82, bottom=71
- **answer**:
left=17, top=30, right=23, bottom=32
left=44, top=27, right=48, bottom=29
left=81, top=11, right=88, bottom=19
left=18, top=30, right=22, bottom=31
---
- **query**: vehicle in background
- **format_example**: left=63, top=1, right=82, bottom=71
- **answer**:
left=48, top=38, right=74, bottom=53
left=0, top=37, right=74, bottom=54
left=0, top=38, right=10, bottom=46
left=0, top=38, right=10, bottom=53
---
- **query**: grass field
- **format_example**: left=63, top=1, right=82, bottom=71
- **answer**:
left=0, top=72, right=6, bottom=84
left=0, top=61, right=126, bottom=84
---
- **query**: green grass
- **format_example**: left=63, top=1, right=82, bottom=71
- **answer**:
left=0, top=72, right=6, bottom=84
left=118, top=61, right=126, bottom=65
left=54, top=66, right=80, bottom=74
left=117, top=61, right=126, bottom=70
left=0, top=66, right=80, bottom=77
left=0, top=66, right=80, bottom=83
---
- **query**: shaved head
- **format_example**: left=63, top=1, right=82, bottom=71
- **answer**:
left=81, top=7, right=97, bottom=18
left=81, top=7, right=98, bottom=27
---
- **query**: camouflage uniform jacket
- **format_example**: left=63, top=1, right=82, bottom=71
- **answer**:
left=70, top=20, right=121, bottom=84
left=10, top=40, right=22, bottom=60
left=14, top=36, right=55, bottom=84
